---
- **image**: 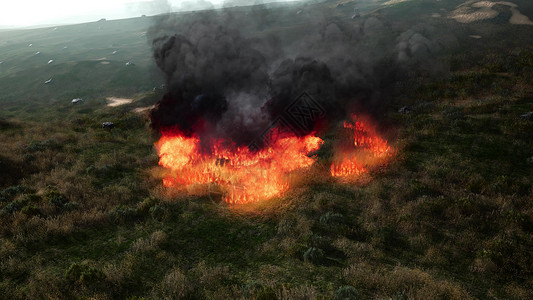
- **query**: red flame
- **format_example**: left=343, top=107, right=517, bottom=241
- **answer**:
left=155, top=115, right=394, bottom=204
left=156, top=129, right=323, bottom=204
left=330, top=114, right=394, bottom=178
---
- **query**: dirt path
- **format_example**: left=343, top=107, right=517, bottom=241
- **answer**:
left=450, top=1, right=533, bottom=25
left=106, top=97, right=133, bottom=107
left=133, top=105, right=155, bottom=113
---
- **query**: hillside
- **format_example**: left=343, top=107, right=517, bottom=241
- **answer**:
left=0, top=0, right=532, bottom=299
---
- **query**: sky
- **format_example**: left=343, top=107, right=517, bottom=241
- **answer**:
left=0, top=0, right=228, bottom=27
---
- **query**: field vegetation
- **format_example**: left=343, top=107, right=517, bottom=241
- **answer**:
left=0, top=0, right=532, bottom=299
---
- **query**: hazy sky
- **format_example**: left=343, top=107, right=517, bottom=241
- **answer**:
left=0, top=0, right=228, bottom=27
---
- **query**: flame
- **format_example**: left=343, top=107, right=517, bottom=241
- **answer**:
left=155, top=115, right=394, bottom=204
left=330, top=114, right=394, bottom=178
left=156, top=129, right=323, bottom=204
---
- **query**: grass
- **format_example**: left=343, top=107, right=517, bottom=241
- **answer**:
left=1, top=0, right=533, bottom=299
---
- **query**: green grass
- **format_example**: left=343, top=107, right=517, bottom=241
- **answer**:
left=1, top=1, right=533, bottom=299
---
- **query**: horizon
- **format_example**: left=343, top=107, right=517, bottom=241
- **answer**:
left=0, top=0, right=302, bottom=29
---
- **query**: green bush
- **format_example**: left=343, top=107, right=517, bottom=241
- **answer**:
left=150, top=205, right=165, bottom=220
left=334, top=285, right=360, bottom=300
left=1, top=199, right=26, bottom=214
left=308, top=234, right=330, bottom=250
left=25, top=139, right=60, bottom=153
left=22, top=193, right=42, bottom=203
left=44, top=186, right=68, bottom=207
left=64, top=262, right=104, bottom=284
left=320, top=212, right=345, bottom=225
left=0, top=119, right=15, bottom=129
left=0, top=185, right=32, bottom=199
left=85, top=165, right=96, bottom=175
left=393, top=290, right=408, bottom=300
left=0, top=154, right=23, bottom=187
left=255, top=286, right=277, bottom=300
left=63, top=202, right=81, bottom=211
left=109, top=205, right=138, bottom=223
left=117, top=114, right=144, bottom=129
left=303, top=247, right=325, bottom=264
left=408, top=179, right=440, bottom=197
left=21, top=205, right=41, bottom=216
left=137, top=197, right=158, bottom=215
left=242, top=281, right=264, bottom=298
left=87, top=164, right=125, bottom=180
left=22, top=153, right=35, bottom=162
left=25, top=141, right=45, bottom=153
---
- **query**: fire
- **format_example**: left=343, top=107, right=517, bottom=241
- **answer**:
left=330, top=114, right=394, bottom=178
left=156, top=129, right=323, bottom=204
left=155, top=115, right=394, bottom=204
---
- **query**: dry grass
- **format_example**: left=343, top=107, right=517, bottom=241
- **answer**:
left=1, top=41, right=532, bottom=300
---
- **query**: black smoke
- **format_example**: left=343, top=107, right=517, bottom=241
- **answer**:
left=149, top=7, right=454, bottom=149
left=150, top=12, right=272, bottom=147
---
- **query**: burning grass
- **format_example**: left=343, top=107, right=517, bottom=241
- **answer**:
left=156, top=132, right=323, bottom=204
left=155, top=115, right=395, bottom=205
left=0, top=40, right=532, bottom=300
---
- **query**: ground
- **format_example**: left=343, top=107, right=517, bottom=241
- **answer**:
left=0, top=0, right=532, bottom=299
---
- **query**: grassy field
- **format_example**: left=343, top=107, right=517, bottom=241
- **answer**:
left=1, top=0, right=532, bottom=299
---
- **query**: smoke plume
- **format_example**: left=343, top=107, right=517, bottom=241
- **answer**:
left=149, top=5, right=455, bottom=149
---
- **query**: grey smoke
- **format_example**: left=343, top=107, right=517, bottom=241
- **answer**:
left=395, top=24, right=456, bottom=75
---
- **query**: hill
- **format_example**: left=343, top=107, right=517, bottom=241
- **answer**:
left=0, top=0, right=532, bottom=298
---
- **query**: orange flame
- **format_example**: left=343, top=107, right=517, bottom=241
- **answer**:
left=156, top=130, right=323, bottom=204
left=330, top=114, right=394, bottom=178
left=155, top=115, right=394, bottom=204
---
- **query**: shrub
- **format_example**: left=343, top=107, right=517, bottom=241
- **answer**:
left=25, top=139, right=60, bottom=153
left=408, top=180, right=439, bottom=197
left=22, top=153, right=35, bottom=162
left=320, top=212, right=345, bottom=225
left=25, top=141, right=45, bottom=152
left=280, top=285, right=318, bottom=299
left=136, top=197, right=158, bottom=215
left=21, top=205, right=41, bottom=217
left=256, top=287, right=277, bottom=300
left=0, top=119, right=15, bottom=129
left=63, top=202, right=81, bottom=211
left=149, top=205, right=164, bottom=220
left=158, top=267, right=193, bottom=299
left=85, top=165, right=96, bottom=175
left=87, top=164, right=126, bottom=182
left=44, top=186, right=68, bottom=207
left=65, top=263, right=84, bottom=282
left=65, top=262, right=104, bottom=285
left=308, top=234, right=331, bottom=250
left=0, top=185, right=32, bottom=199
left=243, top=281, right=264, bottom=298
left=0, top=185, right=31, bottom=197
left=117, top=114, right=144, bottom=129
left=109, top=206, right=138, bottom=223
left=1, top=199, right=26, bottom=214
left=334, top=285, right=360, bottom=300
left=303, top=247, right=325, bottom=264
left=394, top=290, right=408, bottom=300
left=0, top=156, right=24, bottom=187
left=23, top=194, right=42, bottom=203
